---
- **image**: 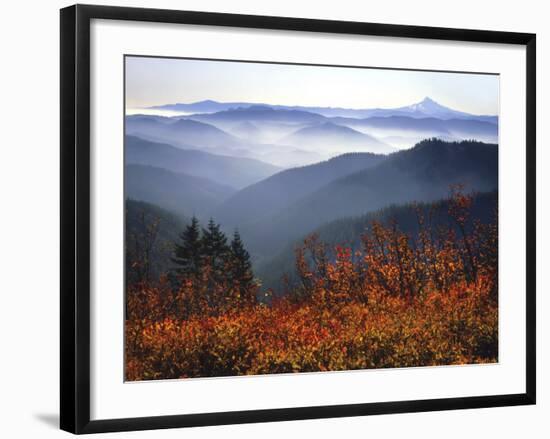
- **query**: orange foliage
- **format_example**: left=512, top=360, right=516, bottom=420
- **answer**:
left=126, top=190, right=498, bottom=380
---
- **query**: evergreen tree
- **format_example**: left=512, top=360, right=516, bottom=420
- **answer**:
left=202, top=218, right=230, bottom=275
left=172, top=216, right=203, bottom=277
left=230, top=230, right=255, bottom=293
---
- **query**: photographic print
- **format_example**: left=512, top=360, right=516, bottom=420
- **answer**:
left=124, top=56, right=499, bottom=381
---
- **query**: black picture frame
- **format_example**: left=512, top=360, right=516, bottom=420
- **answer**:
left=60, top=4, right=536, bottom=434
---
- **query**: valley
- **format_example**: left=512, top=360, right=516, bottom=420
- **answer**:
left=124, top=97, right=499, bottom=296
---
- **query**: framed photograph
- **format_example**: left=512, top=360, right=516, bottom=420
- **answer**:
left=60, top=4, right=536, bottom=434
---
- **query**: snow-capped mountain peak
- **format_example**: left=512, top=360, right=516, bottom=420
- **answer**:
left=409, top=97, right=445, bottom=111
left=397, top=97, right=466, bottom=118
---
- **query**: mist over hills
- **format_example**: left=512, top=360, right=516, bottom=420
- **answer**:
left=215, top=152, right=387, bottom=227
left=331, top=115, right=498, bottom=147
left=125, top=135, right=280, bottom=189
left=130, top=97, right=498, bottom=161
left=281, top=122, right=396, bottom=155
left=126, top=115, right=245, bottom=154
left=238, top=139, right=498, bottom=260
left=186, top=107, right=330, bottom=149
left=126, top=115, right=328, bottom=167
left=125, top=134, right=497, bottom=265
left=228, top=121, right=263, bottom=141
left=125, top=164, right=236, bottom=218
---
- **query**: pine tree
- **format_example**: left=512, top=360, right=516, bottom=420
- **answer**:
left=172, top=216, right=203, bottom=277
left=202, top=218, right=230, bottom=276
left=230, top=230, right=255, bottom=296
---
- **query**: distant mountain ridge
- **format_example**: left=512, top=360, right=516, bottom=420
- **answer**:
left=126, top=115, right=243, bottom=151
left=126, top=115, right=330, bottom=167
left=129, top=99, right=498, bottom=162
left=148, top=97, right=497, bottom=122
left=384, top=97, right=486, bottom=120
left=125, top=135, right=281, bottom=189
left=189, top=105, right=325, bottom=124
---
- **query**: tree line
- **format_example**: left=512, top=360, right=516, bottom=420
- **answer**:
left=126, top=188, right=498, bottom=380
left=171, top=216, right=255, bottom=292
left=127, top=214, right=258, bottom=319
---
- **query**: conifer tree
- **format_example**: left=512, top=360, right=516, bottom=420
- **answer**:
left=230, top=229, right=255, bottom=295
left=172, top=216, right=203, bottom=277
left=202, top=218, right=230, bottom=276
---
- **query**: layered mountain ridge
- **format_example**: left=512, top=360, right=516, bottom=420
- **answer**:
left=148, top=96, right=497, bottom=122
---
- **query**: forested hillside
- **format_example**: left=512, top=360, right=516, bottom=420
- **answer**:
left=257, top=190, right=497, bottom=294
left=215, top=152, right=386, bottom=227
left=239, top=139, right=498, bottom=262
left=125, top=164, right=236, bottom=218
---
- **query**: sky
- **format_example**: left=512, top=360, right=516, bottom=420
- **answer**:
left=125, top=56, right=499, bottom=116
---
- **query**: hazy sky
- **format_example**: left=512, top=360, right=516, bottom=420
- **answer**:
left=125, top=56, right=499, bottom=115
